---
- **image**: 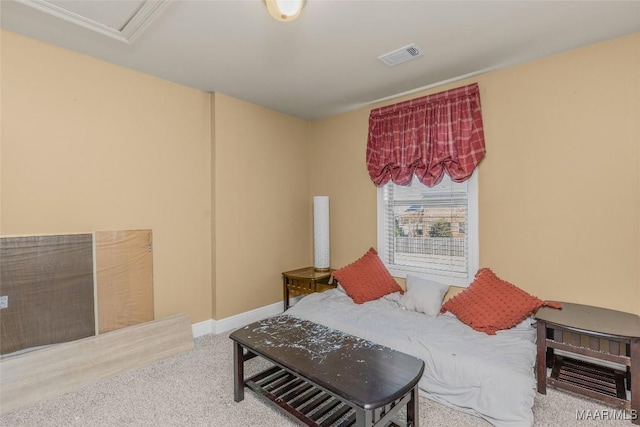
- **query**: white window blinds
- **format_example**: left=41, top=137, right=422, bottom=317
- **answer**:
left=377, top=173, right=478, bottom=285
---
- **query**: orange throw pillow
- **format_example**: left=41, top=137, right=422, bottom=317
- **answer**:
left=440, top=268, right=561, bottom=335
left=332, top=248, right=403, bottom=304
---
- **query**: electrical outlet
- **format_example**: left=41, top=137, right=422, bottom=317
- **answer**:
left=0, top=296, right=7, bottom=309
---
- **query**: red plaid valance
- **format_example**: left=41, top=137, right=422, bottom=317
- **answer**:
left=366, top=82, right=486, bottom=187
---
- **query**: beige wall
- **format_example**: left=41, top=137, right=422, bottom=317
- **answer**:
left=478, top=33, right=639, bottom=314
left=212, top=93, right=310, bottom=319
left=308, top=108, right=376, bottom=267
left=309, top=33, right=640, bottom=315
left=0, top=30, right=214, bottom=322
left=2, top=28, right=638, bottom=324
left=0, top=30, right=311, bottom=325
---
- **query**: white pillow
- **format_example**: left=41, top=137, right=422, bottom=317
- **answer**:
left=401, top=274, right=450, bottom=316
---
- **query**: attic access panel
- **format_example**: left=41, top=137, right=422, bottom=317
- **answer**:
left=14, top=0, right=171, bottom=43
left=47, top=0, right=144, bottom=30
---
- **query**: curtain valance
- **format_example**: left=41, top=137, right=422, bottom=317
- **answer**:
left=366, top=82, right=486, bottom=187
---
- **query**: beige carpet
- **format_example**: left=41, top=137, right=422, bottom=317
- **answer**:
left=0, top=332, right=633, bottom=426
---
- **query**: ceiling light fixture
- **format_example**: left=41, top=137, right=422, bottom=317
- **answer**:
left=265, top=0, right=305, bottom=22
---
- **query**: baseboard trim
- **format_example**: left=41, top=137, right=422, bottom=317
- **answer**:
left=191, top=319, right=215, bottom=337
left=192, top=296, right=303, bottom=338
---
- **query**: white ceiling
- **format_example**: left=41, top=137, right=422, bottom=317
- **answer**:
left=2, top=0, right=639, bottom=120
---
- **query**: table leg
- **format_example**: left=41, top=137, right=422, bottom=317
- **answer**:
left=354, top=407, right=373, bottom=427
left=233, top=341, right=245, bottom=402
left=631, top=338, right=639, bottom=425
left=536, top=320, right=547, bottom=394
left=283, top=277, right=289, bottom=311
left=407, top=384, right=419, bottom=427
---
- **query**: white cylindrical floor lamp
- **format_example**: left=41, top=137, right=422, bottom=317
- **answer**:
left=313, top=196, right=330, bottom=272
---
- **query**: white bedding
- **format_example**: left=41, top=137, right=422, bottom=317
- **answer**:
left=285, top=289, right=537, bottom=427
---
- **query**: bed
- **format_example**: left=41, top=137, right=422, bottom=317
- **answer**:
left=285, top=284, right=539, bottom=426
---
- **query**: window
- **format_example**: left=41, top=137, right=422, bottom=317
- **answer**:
left=377, top=173, right=478, bottom=286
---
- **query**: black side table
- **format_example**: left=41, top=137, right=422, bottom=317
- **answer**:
left=535, top=302, right=640, bottom=424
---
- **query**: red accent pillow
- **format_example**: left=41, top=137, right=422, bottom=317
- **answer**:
left=440, top=268, right=562, bottom=335
left=332, top=248, right=403, bottom=304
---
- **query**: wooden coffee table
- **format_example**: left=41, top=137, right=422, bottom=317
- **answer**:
left=230, top=315, right=425, bottom=427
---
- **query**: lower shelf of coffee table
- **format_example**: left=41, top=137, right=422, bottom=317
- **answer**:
left=549, top=356, right=628, bottom=407
left=246, top=365, right=405, bottom=427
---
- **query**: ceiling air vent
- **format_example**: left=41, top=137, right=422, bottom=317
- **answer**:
left=378, top=44, right=424, bottom=67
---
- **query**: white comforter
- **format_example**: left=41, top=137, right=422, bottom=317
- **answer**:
left=285, top=289, right=537, bottom=427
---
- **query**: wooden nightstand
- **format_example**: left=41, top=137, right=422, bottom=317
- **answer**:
left=282, top=267, right=335, bottom=311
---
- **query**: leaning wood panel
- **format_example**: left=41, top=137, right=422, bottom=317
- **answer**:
left=0, top=234, right=95, bottom=355
left=96, top=230, right=154, bottom=333
left=0, top=313, right=193, bottom=414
